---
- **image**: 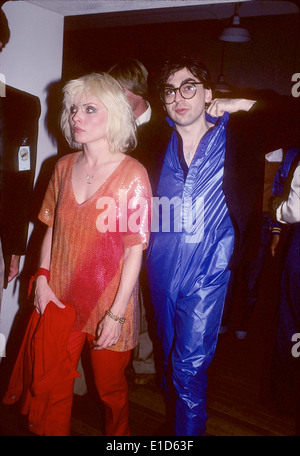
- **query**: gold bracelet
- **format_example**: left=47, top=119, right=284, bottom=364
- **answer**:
left=105, top=310, right=126, bottom=324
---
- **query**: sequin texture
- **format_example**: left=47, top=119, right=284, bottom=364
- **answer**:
left=38, top=152, right=152, bottom=351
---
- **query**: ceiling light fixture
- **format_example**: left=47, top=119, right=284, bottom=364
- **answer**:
left=215, top=73, right=232, bottom=93
left=215, top=42, right=232, bottom=93
left=219, top=3, right=250, bottom=43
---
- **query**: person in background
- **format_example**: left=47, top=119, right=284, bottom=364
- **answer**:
left=109, top=58, right=170, bottom=385
left=145, top=55, right=300, bottom=436
left=270, top=149, right=300, bottom=421
left=220, top=148, right=284, bottom=339
left=4, top=72, right=151, bottom=436
left=0, top=5, right=40, bottom=319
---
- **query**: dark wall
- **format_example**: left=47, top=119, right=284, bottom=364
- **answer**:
left=62, top=12, right=300, bottom=98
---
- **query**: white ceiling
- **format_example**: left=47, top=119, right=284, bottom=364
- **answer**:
left=25, top=0, right=299, bottom=18
left=24, top=1, right=247, bottom=17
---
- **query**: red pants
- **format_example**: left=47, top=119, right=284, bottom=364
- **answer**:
left=45, top=332, right=131, bottom=436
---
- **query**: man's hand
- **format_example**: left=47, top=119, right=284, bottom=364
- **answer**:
left=7, top=254, right=20, bottom=283
left=207, top=98, right=256, bottom=117
left=270, top=234, right=280, bottom=258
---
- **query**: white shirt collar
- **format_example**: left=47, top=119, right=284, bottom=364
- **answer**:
left=265, top=148, right=283, bottom=162
left=135, top=102, right=152, bottom=127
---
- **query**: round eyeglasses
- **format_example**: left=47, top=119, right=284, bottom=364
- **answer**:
left=160, top=81, right=203, bottom=104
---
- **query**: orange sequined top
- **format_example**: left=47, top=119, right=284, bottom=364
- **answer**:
left=38, top=152, right=151, bottom=352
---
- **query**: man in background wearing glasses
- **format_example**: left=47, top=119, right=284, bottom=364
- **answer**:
left=145, top=55, right=300, bottom=436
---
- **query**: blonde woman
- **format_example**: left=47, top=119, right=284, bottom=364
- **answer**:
left=33, top=73, right=151, bottom=435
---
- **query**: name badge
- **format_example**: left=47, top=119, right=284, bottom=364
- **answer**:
left=18, top=146, right=31, bottom=171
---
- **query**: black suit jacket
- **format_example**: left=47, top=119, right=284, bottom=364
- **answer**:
left=129, top=108, right=171, bottom=194
left=223, top=93, right=300, bottom=268
left=0, top=85, right=41, bottom=274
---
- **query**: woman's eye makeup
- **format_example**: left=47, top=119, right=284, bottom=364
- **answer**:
left=70, top=105, right=77, bottom=114
left=70, top=104, right=97, bottom=114
left=85, top=105, right=97, bottom=113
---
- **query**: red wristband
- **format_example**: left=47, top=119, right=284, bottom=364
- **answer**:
left=28, top=268, right=50, bottom=298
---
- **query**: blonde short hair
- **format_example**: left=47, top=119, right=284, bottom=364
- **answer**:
left=108, top=58, right=148, bottom=98
left=60, top=72, right=137, bottom=153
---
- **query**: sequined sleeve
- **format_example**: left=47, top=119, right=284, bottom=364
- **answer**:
left=122, top=161, right=152, bottom=251
left=38, top=158, right=63, bottom=227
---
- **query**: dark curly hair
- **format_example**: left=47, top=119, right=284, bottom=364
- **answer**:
left=158, top=55, right=213, bottom=92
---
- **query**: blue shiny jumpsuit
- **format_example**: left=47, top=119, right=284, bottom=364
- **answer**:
left=146, top=112, right=234, bottom=435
